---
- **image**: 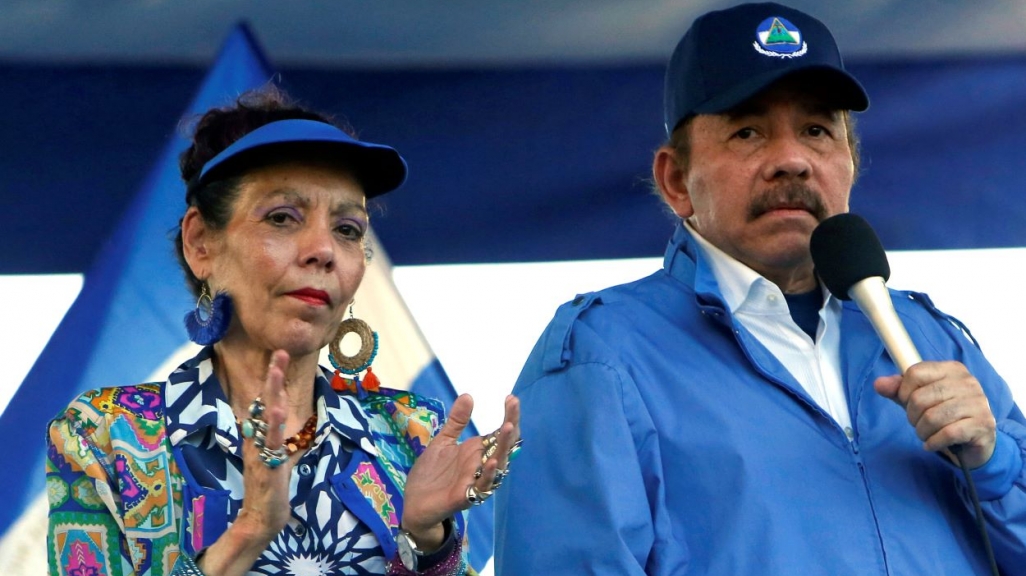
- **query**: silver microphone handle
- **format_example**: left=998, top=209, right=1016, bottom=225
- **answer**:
left=848, top=276, right=922, bottom=374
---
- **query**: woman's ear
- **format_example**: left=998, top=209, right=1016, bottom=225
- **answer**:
left=652, top=146, right=694, bottom=219
left=181, top=207, right=215, bottom=280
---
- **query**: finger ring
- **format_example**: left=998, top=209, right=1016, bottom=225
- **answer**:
left=491, top=468, right=508, bottom=490
left=507, top=438, right=523, bottom=461
left=482, top=430, right=500, bottom=448
left=242, top=416, right=268, bottom=441
left=259, top=445, right=288, bottom=469
left=466, top=485, right=494, bottom=506
left=481, top=442, right=499, bottom=464
left=474, top=466, right=483, bottom=479
left=241, top=418, right=256, bottom=439
left=248, top=397, right=265, bottom=418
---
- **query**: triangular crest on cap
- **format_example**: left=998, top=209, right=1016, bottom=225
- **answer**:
left=754, top=15, right=807, bottom=58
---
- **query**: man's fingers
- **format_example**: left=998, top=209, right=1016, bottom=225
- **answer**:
left=913, top=398, right=963, bottom=443
left=876, top=362, right=972, bottom=408
left=914, top=395, right=994, bottom=440
left=921, top=415, right=995, bottom=453
left=873, top=374, right=902, bottom=402
left=905, top=380, right=952, bottom=426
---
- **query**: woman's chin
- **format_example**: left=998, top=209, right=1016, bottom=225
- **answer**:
left=265, top=327, right=332, bottom=359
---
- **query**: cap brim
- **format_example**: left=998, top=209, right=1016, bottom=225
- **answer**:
left=198, top=119, right=408, bottom=198
left=693, top=65, right=869, bottom=116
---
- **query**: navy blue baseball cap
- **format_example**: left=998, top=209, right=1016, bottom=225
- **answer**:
left=664, top=2, right=869, bottom=135
left=194, top=118, right=408, bottom=198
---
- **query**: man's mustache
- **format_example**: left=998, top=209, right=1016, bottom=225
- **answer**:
left=747, top=183, right=828, bottom=222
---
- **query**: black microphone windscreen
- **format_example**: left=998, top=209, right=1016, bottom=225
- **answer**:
left=810, top=213, right=891, bottom=300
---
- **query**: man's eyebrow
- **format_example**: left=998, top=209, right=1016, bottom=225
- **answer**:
left=800, top=101, right=841, bottom=119
left=722, top=99, right=841, bottom=121
left=723, top=101, right=767, bottom=120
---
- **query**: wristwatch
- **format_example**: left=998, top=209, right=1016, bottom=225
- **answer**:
left=396, top=527, right=424, bottom=571
left=396, top=517, right=453, bottom=571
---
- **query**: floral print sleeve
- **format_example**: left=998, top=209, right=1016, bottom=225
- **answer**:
left=46, top=385, right=182, bottom=576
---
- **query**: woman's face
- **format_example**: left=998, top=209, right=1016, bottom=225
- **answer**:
left=208, top=160, right=368, bottom=358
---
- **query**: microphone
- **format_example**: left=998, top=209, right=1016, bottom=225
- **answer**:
left=812, top=214, right=1001, bottom=574
left=810, top=213, right=922, bottom=373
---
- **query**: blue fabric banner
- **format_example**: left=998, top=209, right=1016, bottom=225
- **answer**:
left=0, top=22, right=273, bottom=532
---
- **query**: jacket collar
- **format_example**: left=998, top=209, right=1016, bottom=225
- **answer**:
left=663, top=220, right=727, bottom=309
left=164, top=347, right=378, bottom=457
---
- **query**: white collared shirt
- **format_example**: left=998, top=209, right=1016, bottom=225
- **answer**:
left=686, top=221, right=854, bottom=436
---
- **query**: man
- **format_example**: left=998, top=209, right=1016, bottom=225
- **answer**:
left=494, top=3, right=1026, bottom=574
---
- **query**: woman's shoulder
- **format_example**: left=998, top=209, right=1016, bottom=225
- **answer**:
left=359, top=387, right=446, bottom=418
left=335, top=386, right=447, bottom=458
left=49, top=383, right=166, bottom=454
left=55, top=383, right=165, bottom=424
left=327, top=369, right=447, bottom=420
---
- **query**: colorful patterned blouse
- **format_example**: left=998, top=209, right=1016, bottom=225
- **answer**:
left=46, top=347, right=471, bottom=575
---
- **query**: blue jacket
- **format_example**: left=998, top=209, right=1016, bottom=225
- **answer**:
left=495, top=223, right=1026, bottom=575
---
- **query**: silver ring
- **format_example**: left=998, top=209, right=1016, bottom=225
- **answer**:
left=508, top=438, right=523, bottom=461
left=491, top=468, right=508, bottom=490
left=259, top=445, right=288, bottom=469
left=466, top=485, right=494, bottom=506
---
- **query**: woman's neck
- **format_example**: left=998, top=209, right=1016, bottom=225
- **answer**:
left=212, top=338, right=320, bottom=425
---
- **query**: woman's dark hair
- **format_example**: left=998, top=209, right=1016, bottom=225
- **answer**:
left=174, top=85, right=355, bottom=296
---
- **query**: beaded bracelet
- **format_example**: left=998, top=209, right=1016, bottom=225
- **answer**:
left=169, top=552, right=206, bottom=576
left=386, top=537, right=467, bottom=576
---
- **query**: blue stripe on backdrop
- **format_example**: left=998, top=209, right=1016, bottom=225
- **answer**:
left=3, top=54, right=1026, bottom=274
left=0, top=22, right=273, bottom=532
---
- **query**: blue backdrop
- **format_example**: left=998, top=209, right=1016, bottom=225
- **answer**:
left=2, top=28, right=1026, bottom=567
left=4, top=54, right=1026, bottom=274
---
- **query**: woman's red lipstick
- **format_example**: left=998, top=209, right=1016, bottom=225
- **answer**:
left=286, top=288, right=331, bottom=306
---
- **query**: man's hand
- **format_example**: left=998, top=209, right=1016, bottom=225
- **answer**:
left=874, top=361, right=997, bottom=469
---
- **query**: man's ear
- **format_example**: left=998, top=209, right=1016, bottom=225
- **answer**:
left=652, top=145, right=694, bottom=219
left=181, top=207, right=215, bottom=281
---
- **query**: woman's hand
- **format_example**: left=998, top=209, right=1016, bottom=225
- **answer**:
left=401, top=394, right=521, bottom=551
left=235, top=350, right=295, bottom=538
left=197, top=350, right=295, bottom=575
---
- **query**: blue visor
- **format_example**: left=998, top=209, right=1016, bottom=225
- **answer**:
left=196, top=119, right=408, bottom=198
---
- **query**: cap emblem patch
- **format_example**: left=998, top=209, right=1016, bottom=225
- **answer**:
left=753, top=16, right=807, bottom=58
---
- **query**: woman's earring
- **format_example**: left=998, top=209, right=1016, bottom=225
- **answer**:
left=328, top=301, right=379, bottom=375
left=183, top=282, right=233, bottom=345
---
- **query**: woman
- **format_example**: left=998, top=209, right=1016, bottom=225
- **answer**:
left=45, top=87, right=520, bottom=576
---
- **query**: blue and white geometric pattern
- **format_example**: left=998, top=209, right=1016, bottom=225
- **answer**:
left=165, top=348, right=397, bottom=574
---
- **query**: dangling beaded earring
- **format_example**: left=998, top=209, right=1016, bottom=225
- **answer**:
left=329, top=301, right=380, bottom=398
left=183, top=282, right=233, bottom=345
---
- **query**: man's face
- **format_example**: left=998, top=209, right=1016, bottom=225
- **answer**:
left=672, top=82, right=855, bottom=289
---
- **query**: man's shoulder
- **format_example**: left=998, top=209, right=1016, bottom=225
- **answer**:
left=520, top=270, right=689, bottom=377
left=550, top=270, right=674, bottom=323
